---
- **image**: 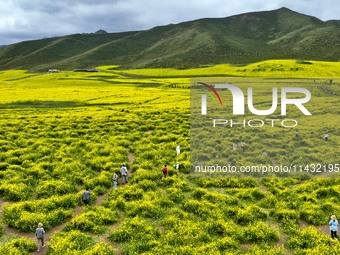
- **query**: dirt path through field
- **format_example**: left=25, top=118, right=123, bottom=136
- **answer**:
left=127, top=149, right=134, bottom=177
left=317, top=225, right=330, bottom=237
left=1, top=150, right=136, bottom=254
left=96, top=192, right=110, bottom=205
left=1, top=198, right=34, bottom=241
left=0, top=195, right=110, bottom=255
left=1, top=200, right=35, bottom=240
left=300, top=220, right=331, bottom=237
left=101, top=150, right=135, bottom=254
left=0, top=198, right=5, bottom=216
left=0, top=200, right=83, bottom=255
left=29, top=205, right=84, bottom=255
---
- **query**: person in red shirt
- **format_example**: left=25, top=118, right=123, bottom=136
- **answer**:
left=162, top=165, right=168, bottom=177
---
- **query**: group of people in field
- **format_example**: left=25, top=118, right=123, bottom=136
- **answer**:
left=112, top=164, right=128, bottom=188
left=234, top=131, right=330, bottom=154
left=35, top=190, right=339, bottom=252
left=295, top=130, right=330, bottom=141
left=80, top=163, right=174, bottom=205
left=110, top=163, right=177, bottom=188
left=233, top=141, right=246, bottom=152
left=34, top=164, right=338, bottom=253
left=79, top=163, right=176, bottom=203
left=34, top=157, right=337, bottom=252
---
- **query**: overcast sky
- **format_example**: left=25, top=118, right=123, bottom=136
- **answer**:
left=1, top=0, right=339, bottom=45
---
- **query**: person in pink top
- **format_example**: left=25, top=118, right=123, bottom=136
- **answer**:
left=162, top=165, right=168, bottom=177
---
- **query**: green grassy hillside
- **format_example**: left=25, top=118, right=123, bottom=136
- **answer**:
left=0, top=7, right=339, bottom=71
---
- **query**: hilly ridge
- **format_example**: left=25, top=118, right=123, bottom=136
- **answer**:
left=0, top=7, right=339, bottom=71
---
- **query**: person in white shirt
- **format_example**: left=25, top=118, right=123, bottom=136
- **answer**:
left=120, top=164, right=128, bottom=184
left=241, top=141, right=245, bottom=152
left=324, top=133, right=329, bottom=141
left=233, top=143, right=237, bottom=151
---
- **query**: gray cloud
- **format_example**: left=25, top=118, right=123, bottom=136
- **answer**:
left=0, top=0, right=339, bottom=45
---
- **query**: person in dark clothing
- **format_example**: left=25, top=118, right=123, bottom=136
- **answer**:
left=82, top=188, right=91, bottom=205
left=35, top=223, right=45, bottom=252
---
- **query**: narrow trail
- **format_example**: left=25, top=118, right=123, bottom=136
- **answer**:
left=0, top=199, right=83, bottom=255
left=33, top=189, right=116, bottom=254
left=104, top=149, right=135, bottom=255
left=0, top=193, right=110, bottom=255
left=0, top=198, right=5, bottom=218
left=98, top=211, right=127, bottom=255
left=300, top=220, right=330, bottom=237
left=127, top=149, right=135, bottom=177
left=30, top=205, right=84, bottom=255
left=1, top=198, right=34, bottom=241
left=1, top=199, right=34, bottom=240
left=317, top=225, right=331, bottom=237
left=256, top=179, right=270, bottom=196
left=96, top=192, right=110, bottom=205
left=2, top=226, right=34, bottom=241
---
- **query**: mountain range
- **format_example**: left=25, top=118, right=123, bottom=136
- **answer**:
left=0, top=7, right=339, bottom=71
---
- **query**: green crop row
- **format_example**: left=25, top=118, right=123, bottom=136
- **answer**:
left=64, top=206, right=120, bottom=234
left=48, top=230, right=116, bottom=255
left=3, top=194, right=79, bottom=232
left=0, top=238, right=36, bottom=254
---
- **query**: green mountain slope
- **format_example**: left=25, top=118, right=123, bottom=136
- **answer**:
left=0, top=7, right=339, bottom=71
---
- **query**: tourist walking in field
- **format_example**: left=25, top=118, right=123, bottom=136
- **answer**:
left=324, top=133, right=329, bottom=141
left=241, top=141, right=245, bottom=152
left=82, top=188, right=91, bottom=205
left=120, top=164, right=128, bottom=184
left=35, top=223, right=45, bottom=252
left=112, top=172, right=118, bottom=188
left=329, top=215, right=338, bottom=239
left=295, top=130, right=299, bottom=138
left=233, top=143, right=237, bottom=151
left=176, top=145, right=180, bottom=156
left=162, top=164, right=168, bottom=177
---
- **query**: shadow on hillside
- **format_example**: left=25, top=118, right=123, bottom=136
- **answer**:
left=0, top=100, right=84, bottom=108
